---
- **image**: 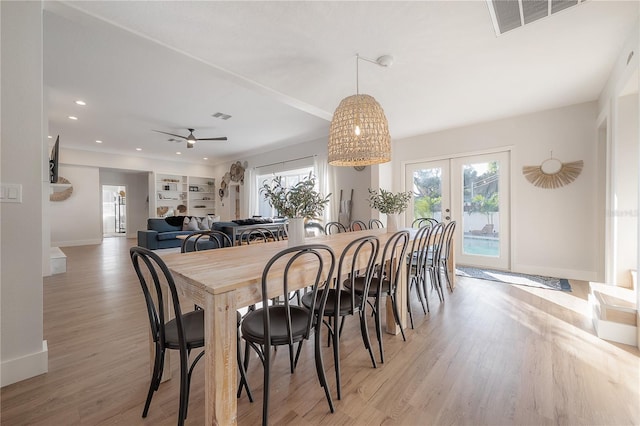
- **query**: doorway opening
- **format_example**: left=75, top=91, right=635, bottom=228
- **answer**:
left=102, top=185, right=126, bottom=237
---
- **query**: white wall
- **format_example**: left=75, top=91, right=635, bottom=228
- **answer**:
left=1, top=1, right=48, bottom=387
left=394, top=102, right=599, bottom=281
left=614, top=93, right=639, bottom=287
left=50, top=165, right=101, bottom=246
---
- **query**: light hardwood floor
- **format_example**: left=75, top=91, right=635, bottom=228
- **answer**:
left=2, top=237, right=638, bottom=425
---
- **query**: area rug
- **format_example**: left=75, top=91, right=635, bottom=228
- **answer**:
left=456, top=266, right=572, bottom=291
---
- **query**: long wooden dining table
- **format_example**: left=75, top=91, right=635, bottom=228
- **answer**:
left=161, top=227, right=454, bottom=425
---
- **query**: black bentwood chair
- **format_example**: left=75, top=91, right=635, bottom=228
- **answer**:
left=369, top=218, right=384, bottom=229
left=406, top=224, right=434, bottom=328
left=130, top=246, right=205, bottom=426
left=180, top=230, right=232, bottom=253
left=345, top=230, right=410, bottom=364
left=325, top=221, right=348, bottom=235
left=241, top=244, right=336, bottom=426
left=302, top=235, right=380, bottom=399
left=349, top=220, right=368, bottom=231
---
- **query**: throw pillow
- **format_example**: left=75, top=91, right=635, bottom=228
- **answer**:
left=197, top=217, right=209, bottom=231
left=205, top=215, right=221, bottom=229
left=186, top=216, right=199, bottom=231
left=182, top=216, right=191, bottom=231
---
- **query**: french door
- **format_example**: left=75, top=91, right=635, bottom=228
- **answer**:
left=405, top=151, right=510, bottom=270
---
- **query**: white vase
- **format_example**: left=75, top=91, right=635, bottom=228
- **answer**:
left=287, top=217, right=306, bottom=247
left=386, top=213, right=399, bottom=232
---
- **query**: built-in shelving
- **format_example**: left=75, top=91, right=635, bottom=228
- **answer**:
left=152, top=173, right=215, bottom=217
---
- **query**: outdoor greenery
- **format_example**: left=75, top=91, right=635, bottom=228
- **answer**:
left=260, top=173, right=330, bottom=219
left=411, top=161, right=499, bottom=222
left=368, top=188, right=412, bottom=214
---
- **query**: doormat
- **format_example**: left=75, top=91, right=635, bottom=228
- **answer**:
left=456, top=266, right=571, bottom=291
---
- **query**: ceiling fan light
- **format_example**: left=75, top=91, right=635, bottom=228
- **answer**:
left=328, top=94, right=391, bottom=167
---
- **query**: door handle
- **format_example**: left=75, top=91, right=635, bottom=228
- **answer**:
left=445, top=216, right=450, bottom=220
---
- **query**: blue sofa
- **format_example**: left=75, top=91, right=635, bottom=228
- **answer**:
left=137, top=218, right=193, bottom=250
left=137, top=217, right=285, bottom=249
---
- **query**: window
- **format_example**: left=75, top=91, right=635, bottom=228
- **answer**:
left=256, top=166, right=314, bottom=217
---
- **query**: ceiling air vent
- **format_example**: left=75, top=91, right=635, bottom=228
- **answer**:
left=212, top=112, right=232, bottom=120
left=487, top=0, right=583, bottom=36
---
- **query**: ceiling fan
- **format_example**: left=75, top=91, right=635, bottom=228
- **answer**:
left=152, top=128, right=227, bottom=148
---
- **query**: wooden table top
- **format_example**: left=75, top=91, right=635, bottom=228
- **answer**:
left=162, top=228, right=415, bottom=304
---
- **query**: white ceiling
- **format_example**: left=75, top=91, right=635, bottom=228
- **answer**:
left=44, top=1, right=639, bottom=166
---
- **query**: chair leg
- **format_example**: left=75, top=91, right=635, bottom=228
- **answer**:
left=373, top=297, right=384, bottom=364
left=177, top=348, right=190, bottom=426
left=184, top=350, right=205, bottom=420
left=420, top=272, right=430, bottom=313
left=262, top=343, right=271, bottom=426
left=142, top=344, right=164, bottom=418
left=237, top=333, right=253, bottom=402
left=314, top=323, right=335, bottom=413
left=293, top=341, right=304, bottom=371
left=442, top=260, right=453, bottom=292
left=358, top=310, right=377, bottom=368
left=407, top=278, right=415, bottom=329
left=331, top=319, right=342, bottom=400
left=390, top=293, right=406, bottom=342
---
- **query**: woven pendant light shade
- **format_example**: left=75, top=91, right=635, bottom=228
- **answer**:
left=328, top=94, right=391, bottom=166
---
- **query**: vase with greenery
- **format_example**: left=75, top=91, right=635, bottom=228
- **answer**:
left=261, top=173, right=330, bottom=245
left=368, top=188, right=412, bottom=232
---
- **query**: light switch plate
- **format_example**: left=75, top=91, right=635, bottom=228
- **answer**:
left=0, top=183, right=22, bottom=203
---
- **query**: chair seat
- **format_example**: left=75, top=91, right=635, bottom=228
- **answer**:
left=164, top=309, right=205, bottom=350
left=301, top=289, right=361, bottom=316
left=345, top=276, right=390, bottom=297
left=241, top=305, right=310, bottom=346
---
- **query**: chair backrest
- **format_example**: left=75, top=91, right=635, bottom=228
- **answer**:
left=427, top=222, right=446, bottom=264
left=305, top=222, right=326, bottom=237
left=438, top=221, right=456, bottom=261
left=238, top=227, right=279, bottom=245
left=368, top=218, right=384, bottom=229
left=130, top=246, right=187, bottom=350
left=412, top=217, right=438, bottom=228
left=334, top=235, right=380, bottom=315
left=407, top=224, right=433, bottom=277
left=349, top=220, right=367, bottom=232
left=375, top=230, right=410, bottom=294
left=325, top=221, right=347, bottom=235
left=181, top=230, right=232, bottom=253
left=260, top=244, right=336, bottom=345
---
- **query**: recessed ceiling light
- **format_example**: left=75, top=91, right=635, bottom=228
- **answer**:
left=203, top=157, right=208, bottom=160
left=95, top=140, right=103, bottom=144
left=75, top=100, right=86, bottom=106
left=176, top=152, right=182, bottom=155
left=47, top=135, right=52, bottom=139
left=136, top=148, right=142, bottom=151
left=68, top=116, right=78, bottom=120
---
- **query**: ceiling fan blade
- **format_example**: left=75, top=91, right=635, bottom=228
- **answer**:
left=152, top=129, right=187, bottom=140
left=197, top=137, right=228, bottom=141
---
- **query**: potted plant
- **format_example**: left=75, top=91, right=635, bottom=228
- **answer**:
left=368, top=188, right=412, bottom=232
left=261, top=173, right=330, bottom=245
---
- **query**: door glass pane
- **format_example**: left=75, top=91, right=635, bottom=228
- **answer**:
left=411, top=167, right=442, bottom=223
left=462, top=161, right=499, bottom=257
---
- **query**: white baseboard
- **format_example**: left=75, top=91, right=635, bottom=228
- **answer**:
left=1, top=340, right=48, bottom=387
left=511, top=264, right=597, bottom=282
left=52, top=238, right=102, bottom=247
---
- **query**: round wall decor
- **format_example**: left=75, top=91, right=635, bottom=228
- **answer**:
left=522, top=156, right=583, bottom=189
left=50, top=177, right=73, bottom=201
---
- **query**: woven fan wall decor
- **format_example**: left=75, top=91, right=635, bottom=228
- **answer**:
left=522, top=155, right=583, bottom=189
